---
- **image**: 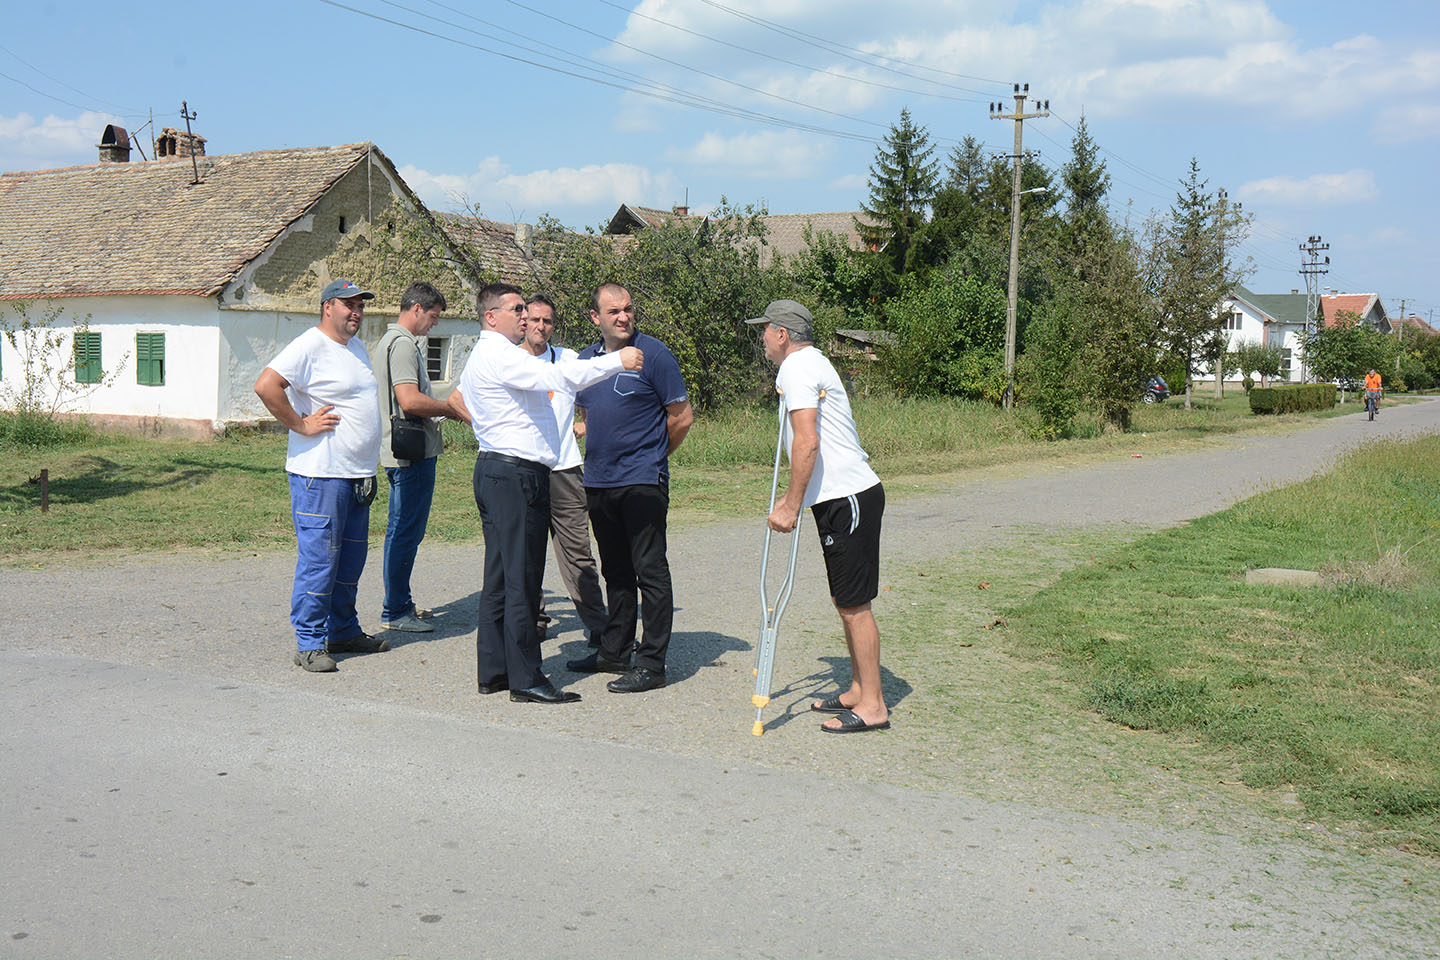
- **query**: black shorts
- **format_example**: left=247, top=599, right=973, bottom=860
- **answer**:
left=810, top=482, right=884, bottom=608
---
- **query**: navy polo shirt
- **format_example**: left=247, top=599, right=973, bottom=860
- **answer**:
left=576, top=331, right=688, bottom=488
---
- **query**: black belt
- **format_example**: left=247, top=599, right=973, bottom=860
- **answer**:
left=477, top=450, right=549, bottom=473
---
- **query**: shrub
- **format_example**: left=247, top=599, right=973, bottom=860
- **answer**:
left=1248, top=383, right=1337, bottom=414
left=0, top=411, right=96, bottom=448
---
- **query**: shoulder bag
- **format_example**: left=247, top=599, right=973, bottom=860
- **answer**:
left=386, top=335, right=429, bottom=462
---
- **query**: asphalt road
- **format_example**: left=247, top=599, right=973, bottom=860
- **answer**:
left=3, top=398, right=1439, bottom=958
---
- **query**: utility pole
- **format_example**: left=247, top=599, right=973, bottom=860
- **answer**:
left=1298, top=235, right=1330, bottom=382
left=1395, top=297, right=1408, bottom=374
left=180, top=100, right=200, bottom=185
left=1214, top=188, right=1241, bottom=400
left=990, top=83, right=1048, bottom=410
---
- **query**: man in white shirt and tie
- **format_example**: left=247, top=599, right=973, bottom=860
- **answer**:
left=449, top=283, right=642, bottom=704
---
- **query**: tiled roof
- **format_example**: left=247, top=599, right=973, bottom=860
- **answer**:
left=0, top=144, right=378, bottom=300
left=1320, top=293, right=1379, bottom=328
left=435, top=213, right=548, bottom=289
left=755, top=211, right=869, bottom=265
left=1394, top=315, right=1439, bottom=337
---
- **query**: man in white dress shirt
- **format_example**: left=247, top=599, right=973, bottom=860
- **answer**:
left=521, top=294, right=609, bottom=646
left=448, top=283, right=642, bottom=704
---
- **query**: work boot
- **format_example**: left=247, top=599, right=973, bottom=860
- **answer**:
left=293, top=649, right=337, bottom=672
left=327, top=632, right=390, bottom=654
left=382, top=612, right=433, bottom=633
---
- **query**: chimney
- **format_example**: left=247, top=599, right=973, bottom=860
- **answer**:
left=98, top=124, right=131, bottom=163
left=514, top=222, right=535, bottom=259
left=672, top=204, right=689, bottom=216
left=156, top=126, right=207, bottom=159
left=1290, top=289, right=1298, bottom=295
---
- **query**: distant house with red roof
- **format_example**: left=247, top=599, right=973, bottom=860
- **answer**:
left=1320, top=293, right=1391, bottom=333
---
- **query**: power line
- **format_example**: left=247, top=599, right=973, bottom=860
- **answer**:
left=318, top=0, right=880, bottom=143
left=0, top=43, right=143, bottom=115
left=586, top=0, right=986, bottom=103
left=409, top=0, right=898, bottom=137
left=694, top=0, right=1010, bottom=91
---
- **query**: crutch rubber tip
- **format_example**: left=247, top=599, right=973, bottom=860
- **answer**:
left=753, top=668, right=757, bottom=677
left=752, top=721, right=764, bottom=736
left=751, top=694, right=770, bottom=709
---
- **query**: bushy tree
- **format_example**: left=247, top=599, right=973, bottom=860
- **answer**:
left=858, top=107, right=939, bottom=293
left=1, top=300, right=127, bottom=420
left=1302, top=310, right=1398, bottom=396
left=788, top=225, right=882, bottom=326
left=1227, top=339, right=1284, bottom=389
left=875, top=258, right=1006, bottom=399
left=538, top=201, right=791, bottom=409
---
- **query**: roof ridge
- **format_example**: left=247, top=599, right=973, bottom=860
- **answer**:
left=2, top=142, right=372, bottom=179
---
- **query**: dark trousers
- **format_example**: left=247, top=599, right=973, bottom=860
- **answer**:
left=586, top=483, right=673, bottom=673
left=473, top=454, right=550, bottom=689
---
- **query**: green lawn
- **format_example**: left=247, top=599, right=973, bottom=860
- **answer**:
left=0, top=394, right=1352, bottom=559
left=1002, top=434, right=1440, bottom=852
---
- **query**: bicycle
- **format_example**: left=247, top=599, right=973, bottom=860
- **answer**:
left=1364, top=390, right=1380, bottom=421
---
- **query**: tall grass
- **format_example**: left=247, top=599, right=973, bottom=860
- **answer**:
left=1005, top=435, right=1440, bottom=852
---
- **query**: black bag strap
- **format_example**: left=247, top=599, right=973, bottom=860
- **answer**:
left=384, top=332, right=425, bottom=420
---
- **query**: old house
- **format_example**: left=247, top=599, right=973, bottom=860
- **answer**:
left=0, top=130, right=476, bottom=437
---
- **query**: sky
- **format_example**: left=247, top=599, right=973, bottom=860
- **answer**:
left=3, top=0, right=1438, bottom=322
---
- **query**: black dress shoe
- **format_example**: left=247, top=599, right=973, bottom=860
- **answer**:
left=510, top=680, right=581, bottom=704
left=477, top=679, right=508, bottom=695
left=566, top=652, right=630, bottom=674
left=607, top=666, right=666, bottom=693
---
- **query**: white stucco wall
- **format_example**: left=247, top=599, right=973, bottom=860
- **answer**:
left=0, top=295, right=222, bottom=422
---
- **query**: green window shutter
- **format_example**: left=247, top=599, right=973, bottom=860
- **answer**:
left=136, top=332, right=165, bottom=386
left=74, top=332, right=102, bottom=384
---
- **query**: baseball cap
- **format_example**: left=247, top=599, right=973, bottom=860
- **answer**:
left=320, top=280, right=376, bottom=304
left=746, top=299, right=814, bottom=341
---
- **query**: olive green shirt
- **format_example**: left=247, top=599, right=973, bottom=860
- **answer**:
left=376, top=324, right=444, bottom=468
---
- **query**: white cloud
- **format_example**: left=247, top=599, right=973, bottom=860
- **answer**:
left=666, top=129, right=826, bottom=178
left=829, top=172, right=867, bottom=191
left=1374, top=101, right=1440, bottom=144
left=399, top=158, right=682, bottom=224
left=0, top=111, right=120, bottom=168
left=1236, top=169, right=1378, bottom=206
left=603, top=1, right=1440, bottom=131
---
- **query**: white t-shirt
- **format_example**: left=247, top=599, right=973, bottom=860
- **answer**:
left=541, top=344, right=584, bottom=471
left=775, top=345, right=880, bottom=508
left=266, top=326, right=381, bottom=478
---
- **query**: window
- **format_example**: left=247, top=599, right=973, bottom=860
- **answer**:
left=1279, top=348, right=1293, bottom=380
left=74, top=331, right=102, bottom=384
left=338, top=215, right=347, bottom=234
left=426, top=337, right=449, bottom=381
left=1222, top=311, right=1242, bottom=330
left=136, top=332, right=165, bottom=386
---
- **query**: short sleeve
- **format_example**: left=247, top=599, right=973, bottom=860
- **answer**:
left=650, top=344, right=688, bottom=407
left=266, top=333, right=312, bottom=389
left=387, top=336, right=422, bottom=385
left=776, top=356, right=820, bottom=411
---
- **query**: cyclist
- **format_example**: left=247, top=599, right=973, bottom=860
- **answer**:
left=1363, top=368, right=1383, bottom=419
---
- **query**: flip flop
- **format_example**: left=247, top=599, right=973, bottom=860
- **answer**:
left=810, top=695, right=849, bottom=714
left=821, top=709, right=891, bottom=734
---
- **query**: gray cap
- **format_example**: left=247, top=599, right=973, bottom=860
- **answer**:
left=320, top=279, right=376, bottom=304
left=746, top=299, right=814, bottom=341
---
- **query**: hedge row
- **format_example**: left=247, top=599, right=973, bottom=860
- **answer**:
left=1249, top=383, right=1338, bottom=414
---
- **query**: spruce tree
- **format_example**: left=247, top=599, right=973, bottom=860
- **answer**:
left=857, top=107, right=939, bottom=289
left=1060, top=113, right=1112, bottom=263
left=1157, top=158, right=1229, bottom=408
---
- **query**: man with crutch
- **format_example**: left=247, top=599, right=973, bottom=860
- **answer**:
left=749, top=300, right=889, bottom=733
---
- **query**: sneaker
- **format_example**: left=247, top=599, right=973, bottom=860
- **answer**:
left=381, top=612, right=434, bottom=633
left=327, top=632, right=391, bottom=654
left=294, top=649, right=337, bottom=672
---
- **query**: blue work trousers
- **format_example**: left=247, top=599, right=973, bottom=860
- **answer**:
left=288, top=473, right=370, bottom=652
left=382, top=456, right=437, bottom=621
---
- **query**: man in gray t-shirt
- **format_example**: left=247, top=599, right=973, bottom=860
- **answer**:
left=375, top=281, right=455, bottom=633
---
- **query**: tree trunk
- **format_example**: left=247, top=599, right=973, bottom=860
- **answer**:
left=1214, top=353, right=1224, bottom=400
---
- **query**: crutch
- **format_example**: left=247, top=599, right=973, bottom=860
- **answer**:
left=751, top=397, right=803, bottom=736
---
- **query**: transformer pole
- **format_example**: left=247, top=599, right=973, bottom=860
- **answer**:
left=990, top=84, right=1048, bottom=410
left=1298, top=235, right=1330, bottom=382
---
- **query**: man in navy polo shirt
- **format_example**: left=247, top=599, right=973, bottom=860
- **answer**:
left=566, top=282, right=693, bottom=693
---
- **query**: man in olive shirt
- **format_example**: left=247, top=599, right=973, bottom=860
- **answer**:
left=376, top=281, right=454, bottom=633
